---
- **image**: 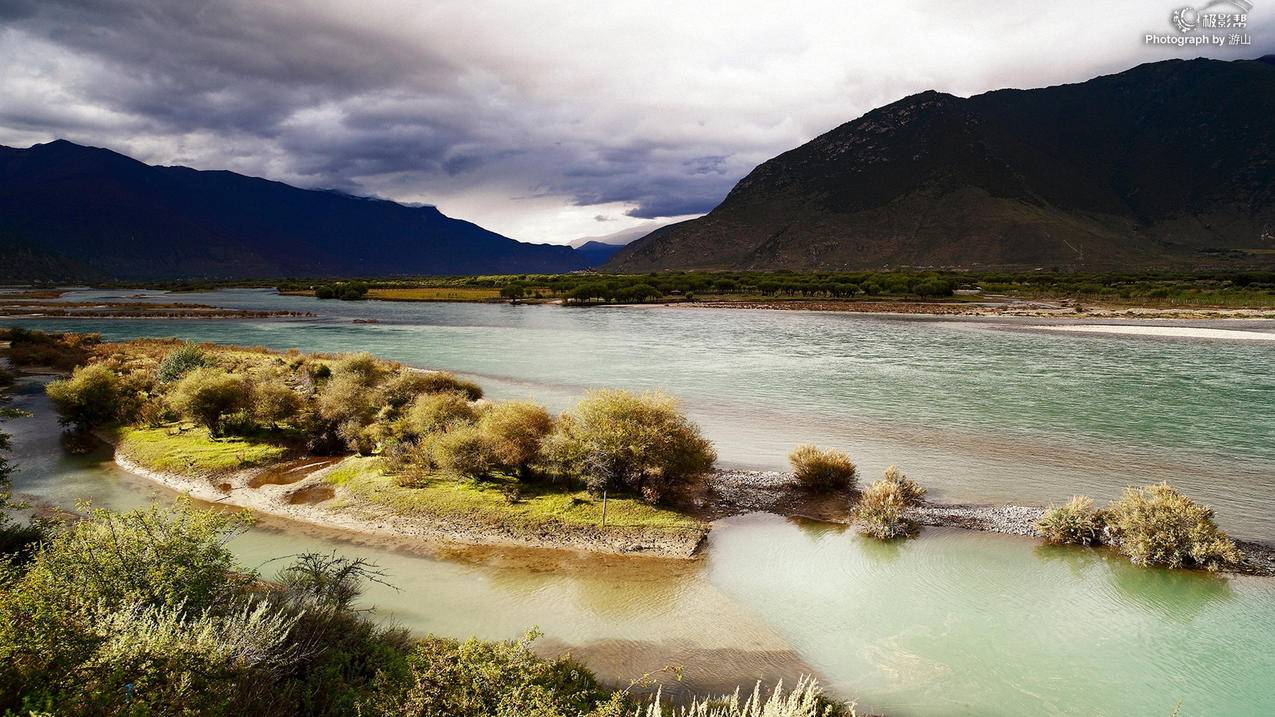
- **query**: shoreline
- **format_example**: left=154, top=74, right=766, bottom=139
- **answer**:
left=111, top=449, right=708, bottom=560
left=653, top=299, right=1275, bottom=321
left=108, top=449, right=1275, bottom=575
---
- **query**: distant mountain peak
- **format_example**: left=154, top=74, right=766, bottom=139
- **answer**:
left=611, top=56, right=1275, bottom=272
left=0, top=140, right=587, bottom=280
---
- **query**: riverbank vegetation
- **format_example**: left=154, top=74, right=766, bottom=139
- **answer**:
left=788, top=445, right=857, bottom=492
left=268, top=269, right=1275, bottom=309
left=1036, top=483, right=1239, bottom=570
left=23, top=331, right=713, bottom=549
left=854, top=466, right=927, bottom=539
left=0, top=500, right=849, bottom=717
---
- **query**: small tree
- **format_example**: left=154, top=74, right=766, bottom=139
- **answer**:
left=168, top=368, right=252, bottom=435
left=1036, top=495, right=1103, bottom=546
left=478, top=401, right=552, bottom=477
left=1103, top=483, right=1239, bottom=570
left=788, top=445, right=857, bottom=491
left=46, top=364, right=133, bottom=432
left=546, top=389, right=715, bottom=502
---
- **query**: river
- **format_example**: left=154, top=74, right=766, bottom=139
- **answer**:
left=4, top=289, right=1275, bottom=715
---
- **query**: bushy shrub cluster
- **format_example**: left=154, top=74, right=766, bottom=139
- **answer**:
left=788, top=445, right=856, bottom=492
left=1102, top=483, right=1239, bottom=570
left=1035, top=484, right=1239, bottom=570
left=542, top=389, right=716, bottom=503
left=853, top=466, right=926, bottom=540
left=156, top=341, right=208, bottom=381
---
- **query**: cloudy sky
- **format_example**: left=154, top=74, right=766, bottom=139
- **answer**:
left=1, top=1, right=1269, bottom=244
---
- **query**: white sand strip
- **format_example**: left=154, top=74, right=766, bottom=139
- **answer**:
left=1031, top=324, right=1275, bottom=341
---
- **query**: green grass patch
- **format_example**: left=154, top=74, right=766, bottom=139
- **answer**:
left=325, top=456, right=702, bottom=531
left=114, top=426, right=289, bottom=475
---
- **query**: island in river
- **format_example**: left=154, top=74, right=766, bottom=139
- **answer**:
left=8, top=329, right=1273, bottom=574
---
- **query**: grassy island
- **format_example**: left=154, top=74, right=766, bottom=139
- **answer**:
left=15, top=329, right=711, bottom=556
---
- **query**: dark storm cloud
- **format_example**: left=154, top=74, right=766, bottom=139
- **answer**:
left=2, top=0, right=1270, bottom=241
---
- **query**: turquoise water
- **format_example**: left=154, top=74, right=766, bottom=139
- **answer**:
left=6, top=378, right=1275, bottom=716
left=13, top=288, right=1275, bottom=539
left=8, top=290, right=1275, bottom=714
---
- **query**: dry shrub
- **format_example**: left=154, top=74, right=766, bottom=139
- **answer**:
left=1036, top=495, right=1103, bottom=546
left=425, top=424, right=495, bottom=479
left=1103, top=483, right=1239, bottom=570
left=854, top=466, right=926, bottom=540
left=788, top=445, right=856, bottom=492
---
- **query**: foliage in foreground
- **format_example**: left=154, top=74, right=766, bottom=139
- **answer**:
left=0, top=500, right=844, bottom=717
left=853, top=466, right=926, bottom=540
left=787, top=445, right=856, bottom=492
left=639, top=677, right=850, bottom=717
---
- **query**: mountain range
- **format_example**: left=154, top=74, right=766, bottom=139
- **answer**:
left=0, top=140, right=588, bottom=281
left=610, top=56, right=1275, bottom=272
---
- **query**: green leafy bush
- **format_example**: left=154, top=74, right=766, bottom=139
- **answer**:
left=544, top=389, right=716, bottom=502
left=1036, top=495, right=1103, bottom=546
left=168, top=367, right=254, bottom=435
left=157, top=341, right=209, bottom=382
left=46, top=363, right=136, bottom=431
left=253, top=379, right=304, bottom=427
left=358, top=631, right=611, bottom=717
left=478, top=400, right=553, bottom=477
left=405, top=391, right=477, bottom=436
left=425, top=424, right=496, bottom=479
left=1103, top=483, right=1239, bottom=570
left=788, top=445, right=856, bottom=491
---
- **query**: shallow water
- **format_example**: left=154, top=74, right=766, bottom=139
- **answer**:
left=8, top=291, right=1275, bottom=714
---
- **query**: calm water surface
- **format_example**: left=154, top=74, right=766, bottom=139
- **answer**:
left=6, top=290, right=1275, bottom=715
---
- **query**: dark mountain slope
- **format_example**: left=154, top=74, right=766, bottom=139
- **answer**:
left=610, top=57, right=1275, bottom=271
left=0, top=140, right=586, bottom=280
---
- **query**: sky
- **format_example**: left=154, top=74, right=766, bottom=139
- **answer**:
left=0, top=1, right=1269, bottom=244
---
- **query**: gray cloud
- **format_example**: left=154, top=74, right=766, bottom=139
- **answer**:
left=1, top=0, right=1270, bottom=242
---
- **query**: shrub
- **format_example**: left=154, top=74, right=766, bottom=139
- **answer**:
left=358, top=631, right=611, bottom=717
left=478, top=401, right=553, bottom=477
left=46, top=363, right=135, bottom=431
left=338, top=418, right=379, bottom=455
left=788, top=445, right=856, bottom=491
left=882, top=465, right=926, bottom=504
left=412, top=371, right=484, bottom=401
left=640, top=676, right=846, bottom=717
left=545, top=389, right=716, bottom=502
left=1036, top=495, right=1103, bottom=546
left=157, top=341, right=209, bottom=382
left=405, top=391, right=476, bottom=436
left=344, top=353, right=390, bottom=384
left=1103, top=483, right=1239, bottom=570
left=168, top=367, right=253, bottom=434
left=253, top=379, right=304, bottom=427
left=426, top=424, right=495, bottom=479
left=854, top=467, right=925, bottom=540
left=317, top=372, right=377, bottom=427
